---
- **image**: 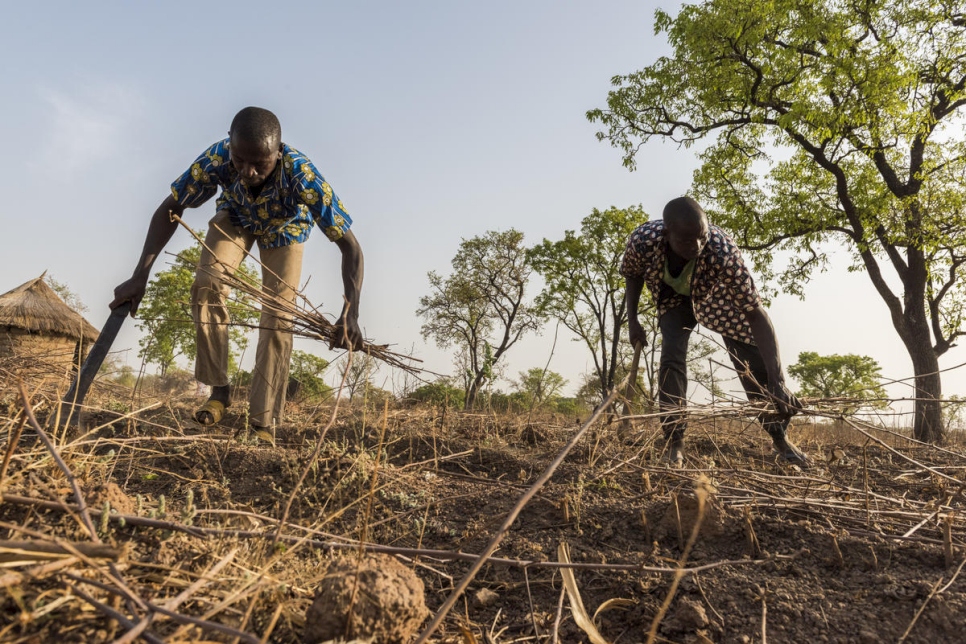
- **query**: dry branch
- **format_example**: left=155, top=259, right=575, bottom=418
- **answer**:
left=170, top=213, right=421, bottom=374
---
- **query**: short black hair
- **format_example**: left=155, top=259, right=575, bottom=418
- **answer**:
left=229, top=107, right=281, bottom=145
left=663, top=196, right=706, bottom=227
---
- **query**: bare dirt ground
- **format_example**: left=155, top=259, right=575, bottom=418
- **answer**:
left=2, top=370, right=966, bottom=643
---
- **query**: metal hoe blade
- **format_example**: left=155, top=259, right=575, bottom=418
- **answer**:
left=57, top=302, right=132, bottom=429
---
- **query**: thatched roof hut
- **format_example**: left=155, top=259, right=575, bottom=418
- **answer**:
left=0, top=274, right=99, bottom=376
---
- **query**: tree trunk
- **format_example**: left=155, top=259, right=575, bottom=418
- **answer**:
left=894, top=306, right=945, bottom=443
left=465, top=374, right=485, bottom=410
left=904, top=332, right=945, bottom=444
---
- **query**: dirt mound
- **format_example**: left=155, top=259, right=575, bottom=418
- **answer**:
left=84, top=481, right=135, bottom=515
left=303, top=553, right=429, bottom=644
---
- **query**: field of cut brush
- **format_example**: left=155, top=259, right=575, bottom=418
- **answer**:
left=2, top=363, right=966, bottom=643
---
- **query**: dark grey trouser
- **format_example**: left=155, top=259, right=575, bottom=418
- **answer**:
left=658, top=298, right=789, bottom=442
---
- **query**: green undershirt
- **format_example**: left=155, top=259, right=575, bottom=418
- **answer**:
left=663, top=257, right=696, bottom=296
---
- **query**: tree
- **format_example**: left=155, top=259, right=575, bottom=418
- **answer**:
left=45, top=273, right=87, bottom=314
left=512, top=367, right=568, bottom=410
left=529, top=206, right=656, bottom=401
left=289, top=349, right=331, bottom=400
left=589, top=1, right=966, bottom=442
left=418, top=230, right=542, bottom=409
left=789, top=351, right=887, bottom=414
left=408, top=378, right=466, bottom=409
left=136, top=243, right=259, bottom=375
left=341, top=353, right=377, bottom=400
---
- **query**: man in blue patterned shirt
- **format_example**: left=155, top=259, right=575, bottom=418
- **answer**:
left=622, top=197, right=807, bottom=467
left=112, top=107, right=363, bottom=430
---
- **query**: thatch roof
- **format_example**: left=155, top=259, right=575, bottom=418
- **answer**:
left=0, top=274, right=99, bottom=342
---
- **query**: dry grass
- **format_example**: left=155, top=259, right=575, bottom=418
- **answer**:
left=2, top=355, right=966, bottom=642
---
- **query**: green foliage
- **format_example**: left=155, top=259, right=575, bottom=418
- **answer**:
left=529, top=206, right=656, bottom=401
left=136, top=242, right=260, bottom=375
left=408, top=379, right=465, bottom=409
left=789, top=351, right=887, bottom=413
left=512, top=367, right=568, bottom=410
left=589, top=1, right=965, bottom=442
left=289, top=349, right=331, bottom=401
left=417, top=229, right=543, bottom=409
left=45, top=274, right=87, bottom=314
left=111, top=365, right=137, bottom=389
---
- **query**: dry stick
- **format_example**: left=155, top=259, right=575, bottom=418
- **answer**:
left=0, top=539, right=119, bottom=561
left=844, top=417, right=966, bottom=460
left=523, top=567, right=541, bottom=639
left=1, top=494, right=207, bottom=537
left=0, top=411, right=27, bottom=488
left=69, top=585, right=166, bottom=644
left=619, top=341, right=643, bottom=435
left=259, top=603, right=285, bottom=644
left=938, top=556, right=966, bottom=593
left=412, top=381, right=628, bottom=644
left=345, top=397, right=389, bottom=639
left=171, top=213, right=419, bottom=373
left=944, top=514, right=956, bottom=568
left=551, top=582, right=566, bottom=644
left=525, top=320, right=562, bottom=427
left=0, top=555, right=80, bottom=590
left=70, top=573, right=263, bottom=644
left=17, top=382, right=149, bottom=621
left=842, top=417, right=963, bottom=485
left=0, top=492, right=781, bottom=574
left=897, top=575, right=945, bottom=644
left=146, top=603, right=262, bottom=644
left=645, top=479, right=712, bottom=644
left=272, top=352, right=352, bottom=546
left=760, top=584, right=768, bottom=644
left=164, top=548, right=238, bottom=610
left=18, top=382, right=98, bottom=540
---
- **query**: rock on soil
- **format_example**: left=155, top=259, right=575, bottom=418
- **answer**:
left=303, top=553, right=429, bottom=644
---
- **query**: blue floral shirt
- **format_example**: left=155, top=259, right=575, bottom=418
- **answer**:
left=170, top=139, right=352, bottom=249
left=621, top=220, right=762, bottom=344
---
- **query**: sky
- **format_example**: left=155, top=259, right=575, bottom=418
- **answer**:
left=2, top=1, right=965, bottom=418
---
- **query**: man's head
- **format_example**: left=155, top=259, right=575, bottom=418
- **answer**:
left=663, top=196, right=710, bottom=261
left=229, top=107, right=282, bottom=187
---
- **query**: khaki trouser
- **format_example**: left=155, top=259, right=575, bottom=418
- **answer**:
left=191, top=210, right=304, bottom=427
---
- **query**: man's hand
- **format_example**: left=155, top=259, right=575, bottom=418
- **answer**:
left=330, top=314, right=363, bottom=350
left=627, top=315, right=649, bottom=350
left=110, top=276, right=149, bottom=316
left=767, top=379, right=802, bottom=418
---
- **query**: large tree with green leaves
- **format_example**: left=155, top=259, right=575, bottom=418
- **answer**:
left=789, top=351, right=886, bottom=414
left=589, top=1, right=966, bottom=442
left=418, top=229, right=543, bottom=409
left=529, top=206, right=657, bottom=401
left=137, top=243, right=259, bottom=375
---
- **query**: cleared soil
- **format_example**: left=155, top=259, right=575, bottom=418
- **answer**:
left=1, top=374, right=965, bottom=643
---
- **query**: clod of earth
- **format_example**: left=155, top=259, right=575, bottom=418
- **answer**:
left=303, top=553, right=429, bottom=644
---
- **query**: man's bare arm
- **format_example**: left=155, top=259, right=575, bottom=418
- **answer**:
left=110, top=195, right=185, bottom=315
left=333, top=229, right=364, bottom=349
left=624, top=274, right=648, bottom=348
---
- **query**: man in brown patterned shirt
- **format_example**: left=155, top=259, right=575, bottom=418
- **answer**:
left=622, top=197, right=808, bottom=467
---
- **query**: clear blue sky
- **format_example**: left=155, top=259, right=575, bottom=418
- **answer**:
left=3, top=1, right=963, bottom=412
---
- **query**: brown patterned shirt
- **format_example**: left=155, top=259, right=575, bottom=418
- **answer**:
left=621, top=220, right=761, bottom=344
